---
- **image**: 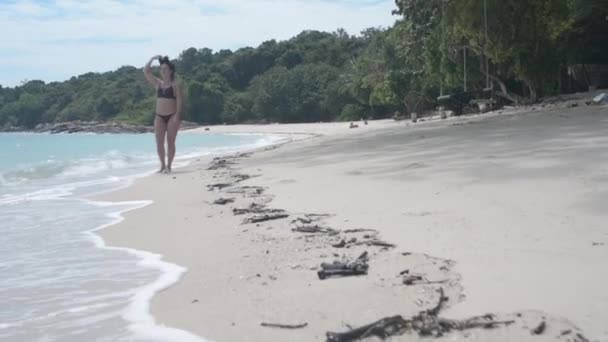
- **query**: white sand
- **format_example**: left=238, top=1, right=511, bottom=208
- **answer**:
left=97, top=103, right=608, bottom=342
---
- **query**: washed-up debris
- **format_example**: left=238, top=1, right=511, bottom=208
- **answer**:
left=343, top=228, right=378, bottom=234
left=326, top=288, right=515, bottom=342
left=292, top=217, right=313, bottom=225
left=317, top=252, right=369, bottom=280
left=326, top=316, right=406, bottom=342
left=531, top=321, right=546, bottom=335
left=402, top=274, right=424, bottom=285
left=332, top=238, right=357, bottom=248
left=233, top=203, right=285, bottom=216
left=593, top=93, right=608, bottom=104
left=207, top=183, right=232, bottom=191
left=399, top=267, right=450, bottom=286
left=243, top=213, right=289, bottom=224
left=226, top=186, right=265, bottom=196
left=291, top=214, right=332, bottom=225
left=207, top=158, right=236, bottom=170
left=213, top=198, right=235, bottom=205
left=292, top=225, right=340, bottom=235
left=232, top=173, right=251, bottom=183
left=558, top=331, right=590, bottom=342
left=260, top=322, right=308, bottom=329
left=331, top=237, right=395, bottom=249
left=366, top=240, right=395, bottom=248
left=402, top=275, right=448, bottom=286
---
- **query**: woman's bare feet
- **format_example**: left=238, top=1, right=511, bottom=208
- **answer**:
left=158, top=166, right=166, bottom=173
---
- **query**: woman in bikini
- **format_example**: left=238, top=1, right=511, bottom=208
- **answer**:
left=143, top=55, right=183, bottom=173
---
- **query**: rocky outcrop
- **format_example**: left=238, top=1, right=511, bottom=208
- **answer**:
left=1, top=120, right=200, bottom=134
left=36, top=122, right=152, bottom=134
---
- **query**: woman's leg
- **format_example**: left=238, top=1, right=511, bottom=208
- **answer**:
left=154, top=115, right=168, bottom=172
left=166, top=115, right=181, bottom=172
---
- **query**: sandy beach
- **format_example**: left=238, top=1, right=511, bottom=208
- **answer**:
left=95, top=100, right=608, bottom=342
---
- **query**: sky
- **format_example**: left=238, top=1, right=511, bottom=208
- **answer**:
left=0, top=0, right=398, bottom=87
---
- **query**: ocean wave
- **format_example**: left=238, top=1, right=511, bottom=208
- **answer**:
left=0, top=160, right=66, bottom=185
left=0, top=151, right=155, bottom=187
left=0, top=177, right=124, bottom=205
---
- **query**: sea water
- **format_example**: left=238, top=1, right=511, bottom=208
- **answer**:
left=0, top=131, right=284, bottom=341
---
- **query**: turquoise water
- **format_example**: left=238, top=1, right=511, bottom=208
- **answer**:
left=0, top=132, right=283, bottom=341
left=0, top=132, right=267, bottom=188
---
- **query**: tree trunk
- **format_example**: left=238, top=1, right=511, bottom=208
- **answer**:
left=477, top=57, right=520, bottom=105
left=524, top=80, right=538, bottom=103
left=403, top=91, right=423, bottom=116
left=402, top=97, right=410, bottom=116
left=558, top=64, right=562, bottom=94
left=489, top=74, right=521, bottom=105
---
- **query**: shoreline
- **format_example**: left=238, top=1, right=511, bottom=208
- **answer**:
left=84, top=199, right=207, bottom=342
left=95, top=105, right=606, bottom=341
left=83, top=132, right=309, bottom=341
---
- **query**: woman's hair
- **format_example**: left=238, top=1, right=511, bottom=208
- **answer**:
left=159, top=56, right=176, bottom=80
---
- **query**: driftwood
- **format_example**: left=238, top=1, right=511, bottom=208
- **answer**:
left=233, top=203, right=284, bottom=215
left=292, top=225, right=340, bottom=235
left=331, top=237, right=395, bottom=249
left=368, top=240, right=395, bottom=248
left=207, top=183, right=232, bottom=191
left=326, top=288, right=515, bottom=342
left=291, top=214, right=332, bottom=225
left=326, top=316, right=407, bottom=342
left=233, top=202, right=288, bottom=224
left=292, top=217, right=313, bottom=225
left=317, top=252, right=369, bottom=280
left=243, top=213, right=289, bottom=224
left=532, top=321, right=546, bottom=335
left=226, top=186, right=265, bottom=196
left=332, top=238, right=357, bottom=248
left=260, top=322, right=308, bottom=329
left=213, top=198, right=235, bottom=205
left=343, top=228, right=378, bottom=234
left=232, top=173, right=251, bottom=183
left=402, top=275, right=424, bottom=285
left=402, top=273, right=449, bottom=286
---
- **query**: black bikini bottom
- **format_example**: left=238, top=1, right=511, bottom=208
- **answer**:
left=156, top=112, right=175, bottom=124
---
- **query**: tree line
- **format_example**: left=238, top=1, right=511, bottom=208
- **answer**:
left=1, top=0, right=606, bottom=129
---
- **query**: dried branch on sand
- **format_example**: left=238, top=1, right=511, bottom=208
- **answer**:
left=326, top=288, right=515, bottom=342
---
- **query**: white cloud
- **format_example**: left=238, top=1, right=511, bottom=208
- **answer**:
left=0, top=0, right=397, bottom=87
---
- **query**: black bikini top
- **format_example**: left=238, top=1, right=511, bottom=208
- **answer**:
left=157, top=85, right=176, bottom=99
